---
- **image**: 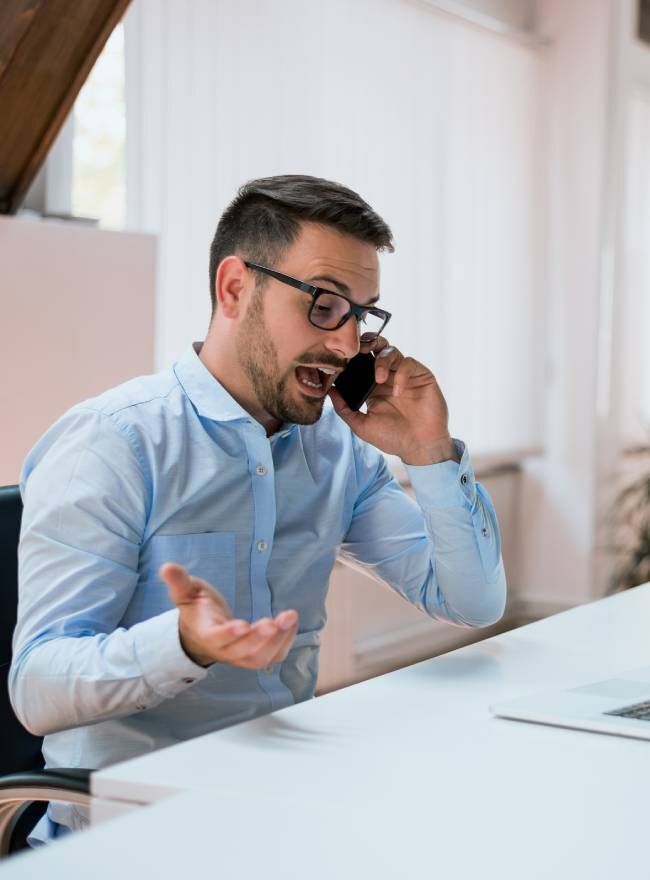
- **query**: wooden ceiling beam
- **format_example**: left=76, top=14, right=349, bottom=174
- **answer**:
left=0, top=0, right=131, bottom=214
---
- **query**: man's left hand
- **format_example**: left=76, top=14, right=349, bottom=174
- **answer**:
left=328, top=336, right=460, bottom=466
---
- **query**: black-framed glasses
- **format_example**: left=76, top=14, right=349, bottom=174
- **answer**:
left=244, top=261, right=391, bottom=339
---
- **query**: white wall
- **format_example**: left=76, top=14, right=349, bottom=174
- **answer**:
left=0, top=217, right=156, bottom=484
left=518, top=0, right=650, bottom=607
left=122, top=0, right=649, bottom=613
left=125, top=0, right=544, bottom=457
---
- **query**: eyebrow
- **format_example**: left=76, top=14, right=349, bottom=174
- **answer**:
left=309, top=275, right=381, bottom=306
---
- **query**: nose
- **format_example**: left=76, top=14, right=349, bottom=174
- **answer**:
left=323, top=315, right=361, bottom=360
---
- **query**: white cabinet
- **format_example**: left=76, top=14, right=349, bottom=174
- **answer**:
left=0, top=216, right=156, bottom=484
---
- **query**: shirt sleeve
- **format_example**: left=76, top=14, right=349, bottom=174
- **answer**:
left=339, top=436, right=507, bottom=627
left=9, top=407, right=208, bottom=738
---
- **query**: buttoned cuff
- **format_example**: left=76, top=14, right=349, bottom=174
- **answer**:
left=132, top=608, right=210, bottom=698
left=404, top=439, right=477, bottom=509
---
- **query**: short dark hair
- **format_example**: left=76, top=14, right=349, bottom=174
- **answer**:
left=208, top=174, right=394, bottom=312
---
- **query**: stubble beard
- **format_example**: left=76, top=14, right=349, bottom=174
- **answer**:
left=236, top=290, right=325, bottom=426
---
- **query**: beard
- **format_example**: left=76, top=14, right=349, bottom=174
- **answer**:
left=236, top=289, right=326, bottom=426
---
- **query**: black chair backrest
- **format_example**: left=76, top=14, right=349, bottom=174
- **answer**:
left=0, top=485, right=44, bottom=775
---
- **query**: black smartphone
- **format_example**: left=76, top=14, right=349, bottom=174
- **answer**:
left=333, top=352, right=376, bottom=411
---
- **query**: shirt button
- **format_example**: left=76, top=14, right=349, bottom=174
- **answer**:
left=256, top=540, right=268, bottom=552
left=255, top=464, right=267, bottom=476
left=481, top=527, right=489, bottom=538
left=460, top=474, right=468, bottom=485
left=136, top=703, right=147, bottom=711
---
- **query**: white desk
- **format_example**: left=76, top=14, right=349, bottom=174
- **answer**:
left=4, top=768, right=649, bottom=880
left=5, top=586, right=650, bottom=878
left=93, top=584, right=650, bottom=808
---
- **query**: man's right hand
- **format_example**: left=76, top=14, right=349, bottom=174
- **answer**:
left=160, top=562, right=298, bottom=669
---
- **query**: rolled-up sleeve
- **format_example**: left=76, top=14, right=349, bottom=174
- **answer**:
left=9, top=407, right=207, bottom=738
left=339, top=437, right=507, bottom=628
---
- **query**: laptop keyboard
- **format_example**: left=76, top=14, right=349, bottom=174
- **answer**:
left=605, top=700, right=650, bottom=721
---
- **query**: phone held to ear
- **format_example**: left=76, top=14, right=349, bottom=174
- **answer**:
left=333, top=352, right=376, bottom=411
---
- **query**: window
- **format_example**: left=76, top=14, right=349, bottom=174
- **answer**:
left=71, top=23, right=126, bottom=227
left=21, top=22, right=126, bottom=226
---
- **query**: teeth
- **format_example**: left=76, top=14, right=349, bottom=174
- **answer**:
left=299, top=378, right=322, bottom=389
left=299, top=365, right=336, bottom=375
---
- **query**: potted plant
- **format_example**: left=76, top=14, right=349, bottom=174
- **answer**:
left=610, top=443, right=650, bottom=592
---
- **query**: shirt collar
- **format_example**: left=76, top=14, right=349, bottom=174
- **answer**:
left=174, top=343, right=298, bottom=439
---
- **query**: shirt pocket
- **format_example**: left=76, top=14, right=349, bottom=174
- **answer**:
left=128, top=531, right=237, bottom=621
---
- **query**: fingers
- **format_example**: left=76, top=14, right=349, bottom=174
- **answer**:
left=360, top=333, right=388, bottom=354
left=358, top=337, right=403, bottom=387
left=219, top=618, right=278, bottom=663
left=168, top=559, right=301, bottom=666
left=329, top=337, right=404, bottom=423
left=391, top=356, right=431, bottom=397
left=275, top=609, right=299, bottom=632
left=328, top=386, right=367, bottom=430
left=361, top=337, right=434, bottom=395
left=207, top=617, right=252, bottom=651
left=162, top=570, right=301, bottom=670
left=161, top=562, right=201, bottom=604
left=161, top=562, right=233, bottom=618
left=375, top=347, right=398, bottom=384
left=372, top=346, right=433, bottom=398
left=269, top=618, right=299, bottom=663
left=219, top=610, right=299, bottom=669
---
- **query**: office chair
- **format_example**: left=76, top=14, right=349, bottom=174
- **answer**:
left=0, top=485, right=91, bottom=855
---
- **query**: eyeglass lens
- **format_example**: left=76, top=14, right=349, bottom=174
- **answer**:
left=311, top=292, right=384, bottom=335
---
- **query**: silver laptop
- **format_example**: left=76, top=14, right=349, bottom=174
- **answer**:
left=490, top=665, right=650, bottom=740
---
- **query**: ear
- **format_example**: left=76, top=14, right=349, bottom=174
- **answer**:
left=215, top=256, right=249, bottom=319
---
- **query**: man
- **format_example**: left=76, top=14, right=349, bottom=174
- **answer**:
left=10, top=175, right=506, bottom=843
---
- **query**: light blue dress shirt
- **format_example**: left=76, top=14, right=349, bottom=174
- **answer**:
left=10, top=344, right=506, bottom=843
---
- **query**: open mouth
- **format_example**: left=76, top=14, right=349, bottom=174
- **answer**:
left=294, top=365, right=338, bottom=397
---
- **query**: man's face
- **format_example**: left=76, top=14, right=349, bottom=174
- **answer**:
left=236, top=222, right=380, bottom=427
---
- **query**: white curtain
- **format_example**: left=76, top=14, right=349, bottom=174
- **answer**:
left=125, top=0, right=544, bottom=455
